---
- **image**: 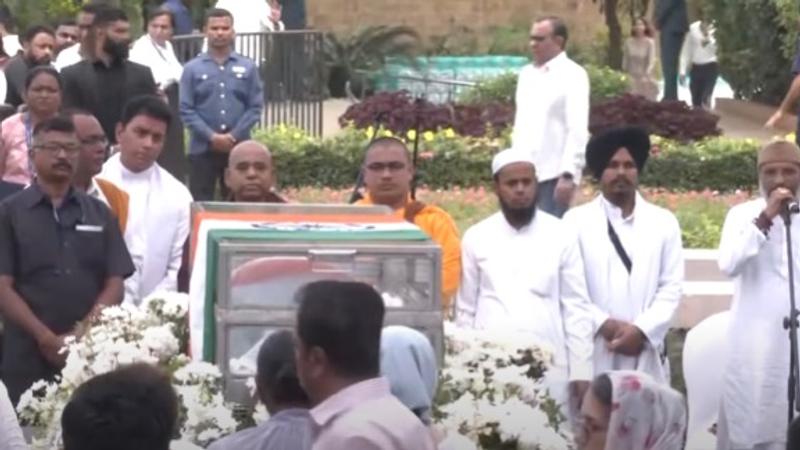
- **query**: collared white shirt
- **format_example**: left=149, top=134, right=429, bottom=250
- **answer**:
left=511, top=52, right=590, bottom=182
left=680, top=21, right=718, bottom=75
left=454, top=210, right=594, bottom=382
left=54, top=44, right=82, bottom=72
left=2, top=35, right=20, bottom=58
left=564, top=194, right=683, bottom=383
left=310, top=377, right=436, bottom=450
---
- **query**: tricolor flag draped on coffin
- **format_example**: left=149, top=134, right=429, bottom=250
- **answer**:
left=187, top=203, right=444, bottom=402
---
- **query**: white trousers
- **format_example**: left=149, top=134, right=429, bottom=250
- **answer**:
left=716, top=405, right=785, bottom=450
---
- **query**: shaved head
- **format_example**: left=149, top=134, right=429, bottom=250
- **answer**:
left=225, top=140, right=276, bottom=202
left=229, top=140, right=272, bottom=165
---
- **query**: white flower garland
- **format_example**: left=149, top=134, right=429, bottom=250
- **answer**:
left=435, top=322, right=572, bottom=450
left=16, top=292, right=237, bottom=449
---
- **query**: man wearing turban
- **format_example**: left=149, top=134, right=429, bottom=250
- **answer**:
left=455, top=148, right=594, bottom=405
left=563, top=126, right=684, bottom=384
left=715, top=140, right=800, bottom=450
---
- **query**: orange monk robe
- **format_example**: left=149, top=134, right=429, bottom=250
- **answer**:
left=356, top=194, right=461, bottom=309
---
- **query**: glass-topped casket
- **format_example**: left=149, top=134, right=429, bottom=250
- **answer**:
left=188, top=202, right=444, bottom=403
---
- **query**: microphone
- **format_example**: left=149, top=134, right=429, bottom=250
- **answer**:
left=784, top=199, right=800, bottom=215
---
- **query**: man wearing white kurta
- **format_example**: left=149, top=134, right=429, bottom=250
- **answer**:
left=716, top=140, right=800, bottom=450
left=564, top=127, right=683, bottom=384
left=511, top=16, right=589, bottom=218
left=101, top=95, right=192, bottom=305
left=455, top=149, right=594, bottom=402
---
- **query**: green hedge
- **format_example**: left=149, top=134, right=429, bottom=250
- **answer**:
left=641, top=137, right=759, bottom=192
left=457, top=65, right=630, bottom=105
left=256, top=125, right=759, bottom=192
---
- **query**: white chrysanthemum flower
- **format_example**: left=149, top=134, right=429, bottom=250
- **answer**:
left=141, top=325, right=180, bottom=360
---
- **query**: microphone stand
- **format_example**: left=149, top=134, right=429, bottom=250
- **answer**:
left=782, top=202, right=800, bottom=423
left=410, top=97, right=424, bottom=200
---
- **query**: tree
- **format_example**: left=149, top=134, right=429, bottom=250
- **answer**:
left=593, top=0, right=651, bottom=69
left=2, top=0, right=148, bottom=34
left=704, top=0, right=797, bottom=104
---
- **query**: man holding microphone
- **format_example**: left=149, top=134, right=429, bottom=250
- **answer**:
left=716, top=140, right=800, bottom=450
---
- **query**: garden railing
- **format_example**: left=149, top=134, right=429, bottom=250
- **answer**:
left=173, top=31, right=325, bottom=137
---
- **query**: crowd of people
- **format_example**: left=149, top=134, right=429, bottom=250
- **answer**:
left=0, top=1, right=794, bottom=450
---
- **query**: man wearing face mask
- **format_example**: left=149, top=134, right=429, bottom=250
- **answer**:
left=4, top=25, right=56, bottom=108
left=715, top=140, right=800, bottom=450
left=61, top=7, right=157, bottom=144
left=563, top=127, right=683, bottom=384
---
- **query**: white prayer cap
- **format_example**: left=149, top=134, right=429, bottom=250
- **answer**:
left=491, top=148, right=536, bottom=176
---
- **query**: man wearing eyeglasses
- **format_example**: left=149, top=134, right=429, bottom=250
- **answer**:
left=354, top=137, right=461, bottom=312
left=69, top=110, right=129, bottom=233
left=0, top=115, right=133, bottom=405
left=511, top=16, right=589, bottom=218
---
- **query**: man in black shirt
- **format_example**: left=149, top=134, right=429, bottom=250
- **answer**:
left=0, top=116, right=134, bottom=404
left=4, top=25, right=56, bottom=108
left=0, top=181, right=22, bottom=202
left=61, top=7, right=157, bottom=144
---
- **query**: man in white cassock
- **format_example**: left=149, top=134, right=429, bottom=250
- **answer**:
left=715, top=140, right=800, bottom=450
left=101, top=95, right=193, bottom=305
left=563, top=127, right=683, bottom=384
left=455, top=148, right=594, bottom=403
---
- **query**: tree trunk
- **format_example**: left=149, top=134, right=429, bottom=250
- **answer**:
left=605, top=0, right=624, bottom=69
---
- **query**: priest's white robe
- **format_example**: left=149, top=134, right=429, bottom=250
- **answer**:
left=716, top=198, right=800, bottom=449
left=454, top=210, right=594, bottom=389
left=563, top=194, right=683, bottom=383
left=101, top=154, right=193, bottom=304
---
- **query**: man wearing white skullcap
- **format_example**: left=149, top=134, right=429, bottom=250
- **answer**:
left=455, top=148, right=594, bottom=405
left=563, top=126, right=683, bottom=385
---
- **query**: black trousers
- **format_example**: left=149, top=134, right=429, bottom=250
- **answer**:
left=189, top=151, right=229, bottom=201
left=660, top=31, right=686, bottom=101
left=158, top=84, right=187, bottom=182
left=689, top=62, right=719, bottom=108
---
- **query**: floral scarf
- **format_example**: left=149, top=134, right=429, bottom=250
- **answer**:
left=605, top=371, right=687, bottom=450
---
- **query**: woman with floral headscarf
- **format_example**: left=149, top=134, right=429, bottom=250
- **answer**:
left=576, top=370, right=687, bottom=450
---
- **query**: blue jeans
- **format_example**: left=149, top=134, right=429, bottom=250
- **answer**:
left=537, top=178, right=569, bottom=218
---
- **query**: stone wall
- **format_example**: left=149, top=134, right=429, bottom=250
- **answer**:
left=307, top=0, right=605, bottom=45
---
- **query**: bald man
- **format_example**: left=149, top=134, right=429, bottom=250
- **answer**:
left=224, top=140, right=286, bottom=203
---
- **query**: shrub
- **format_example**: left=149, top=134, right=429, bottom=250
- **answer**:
left=586, top=65, right=630, bottom=104
left=641, top=136, right=759, bottom=192
left=590, top=94, right=722, bottom=142
left=457, top=65, right=630, bottom=105
left=706, top=0, right=797, bottom=105
left=338, top=91, right=514, bottom=138
left=343, top=91, right=721, bottom=143
left=258, top=125, right=757, bottom=194
left=458, top=72, right=518, bottom=105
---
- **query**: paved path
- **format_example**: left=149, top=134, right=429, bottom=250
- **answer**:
left=716, top=103, right=785, bottom=142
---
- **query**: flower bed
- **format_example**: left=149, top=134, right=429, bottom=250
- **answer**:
left=285, top=186, right=751, bottom=249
